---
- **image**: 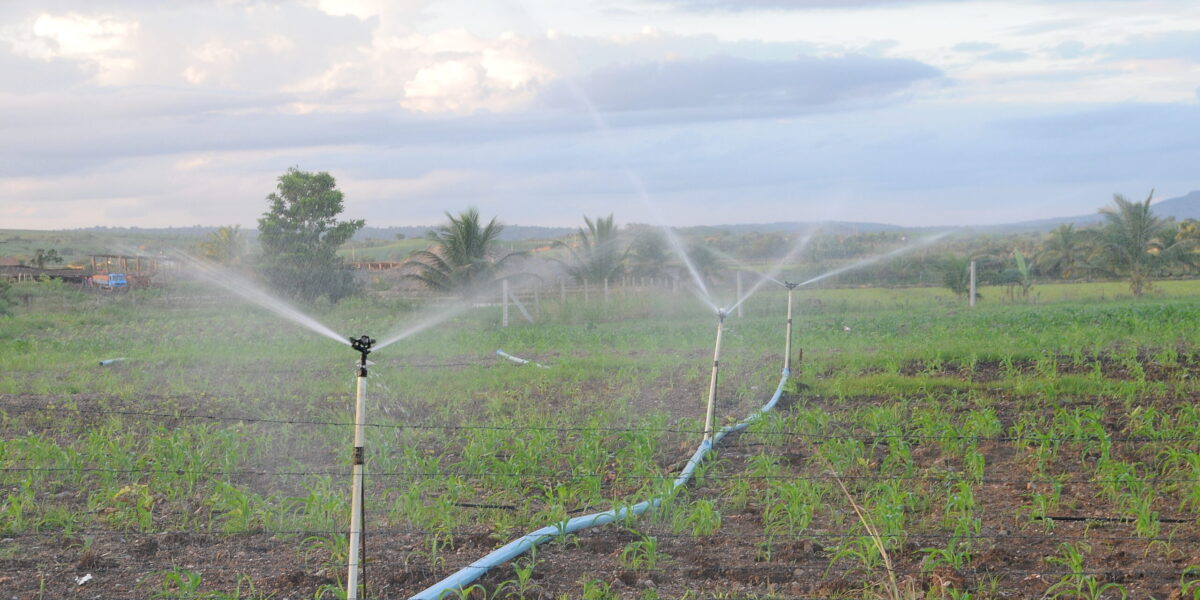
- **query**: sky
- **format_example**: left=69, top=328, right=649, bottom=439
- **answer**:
left=0, top=0, right=1197, bottom=230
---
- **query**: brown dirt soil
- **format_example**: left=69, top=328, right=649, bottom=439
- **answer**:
left=3, top=351, right=1200, bottom=599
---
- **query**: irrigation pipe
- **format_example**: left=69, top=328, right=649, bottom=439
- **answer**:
left=495, top=349, right=551, bottom=368
left=409, top=363, right=790, bottom=599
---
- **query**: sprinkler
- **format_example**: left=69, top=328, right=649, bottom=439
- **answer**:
left=347, top=335, right=374, bottom=600
left=702, top=309, right=727, bottom=444
left=783, top=282, right=799, bottom=374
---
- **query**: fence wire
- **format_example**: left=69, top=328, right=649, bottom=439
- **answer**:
left=6, top=403, right=1200, bottom=444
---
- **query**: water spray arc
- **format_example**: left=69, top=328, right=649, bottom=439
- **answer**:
left=703, top=309, right=727, bottom=443
left=795, top=231, right=953, bottom=288
left=407, top=272, right=806, bottom=598
left=172, top=251, right=349, bottom=347
left=347, top=335, right=374, bottom=600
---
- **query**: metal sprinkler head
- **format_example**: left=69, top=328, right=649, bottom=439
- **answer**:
left=350, top=335, right=375, bottom=366
left=783, top=281, right=799, bottom=290
left=716, top=308, right=728, bottom=321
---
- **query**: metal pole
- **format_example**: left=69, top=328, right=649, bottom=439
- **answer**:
left=703, top=310, right=727, bottom=444
left=560, top=278, right=566, bottom=303
left=969, top=260, right=976, bottom=307
left=603, top=278, right=609, bottom=302
left=784, top=283, right=797, bottom=373
left=534, top=285, right=541, bottom=319
left=347, top=335, right=374, bottom=600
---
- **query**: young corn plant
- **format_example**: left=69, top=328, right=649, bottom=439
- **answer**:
left=1180, top=565, right=1200, bottom=600
left=618, top=530, right=665, bottom=572
left=580, top=578, right=617, bottom=600
left=762, top=479, right=820, bottom=536
left=149, top=567, right=204, bottom=600
left=1043, top=542, right=1127, bottom=600
left=675, top=499, right=721, bottom=536
left=494, top=554, right=542, bottom=599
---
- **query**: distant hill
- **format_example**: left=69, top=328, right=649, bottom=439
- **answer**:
left=34, top=189, right=1200, bottom=241
left=356, top=225, right=575, bottom=242
left=982, top=190, right=1200, bottom=233
left=672, top=221, right=904, bottom=235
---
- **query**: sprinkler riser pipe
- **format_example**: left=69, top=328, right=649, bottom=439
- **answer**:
left=702, top=316, right=725, bottom=443
left=784, top=288, right=793, bottom=373
left=347, top=373, right=367, bottom=600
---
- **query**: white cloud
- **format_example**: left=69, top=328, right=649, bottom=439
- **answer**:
left=402, top=61, right=485, bottom=112
left=399, top=41, right=553, bottom=112
left=313, top=0, right=392, bottom=20
left=3, top=12, right=139, bottom=84
left=0, top=0, right=1198, bottom=230
left=283, top=24, right=555, bottom=114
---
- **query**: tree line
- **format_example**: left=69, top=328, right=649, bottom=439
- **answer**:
left=193, top=168, right=1196, bottom=304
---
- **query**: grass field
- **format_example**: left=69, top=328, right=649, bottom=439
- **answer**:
left=2, top=278, right=1200, bottom=599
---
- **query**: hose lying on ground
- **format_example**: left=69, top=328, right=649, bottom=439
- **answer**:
left=495, top=349, right=551, bottom=369
left=409, top=358, right=791, bottom=599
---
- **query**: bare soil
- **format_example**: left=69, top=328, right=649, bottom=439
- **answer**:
left=3, top=351, right=1199, bottom=599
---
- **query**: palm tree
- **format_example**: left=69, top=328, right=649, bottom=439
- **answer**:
left=404, top=208, right=520, bottom=295
left=1036, top=224, right=1083, bottom=280
left=553, top=214, right=626, bottom=284
left=1091, top=191, right=1176, bottom=297
left=939, top=254, right=972, bottom=299
left=1168, top=219, right=1200, bottom=274
left=198, top=225, right=246, bottom=266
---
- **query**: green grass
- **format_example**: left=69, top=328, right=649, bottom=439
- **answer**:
left=3, top=278, right=1200, bottom=598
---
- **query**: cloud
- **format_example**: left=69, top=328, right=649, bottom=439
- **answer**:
left=1, top=11, right=139, bottom=84
left=392, top=31, right=555, bottom=113
left=952, top=42, right=1028, bottom=62
left=653, top=0, right=937, bottom=11
left=0, top=44, right=89, bottom=92
left=1096, top=30, right=1200, bottom=62
left=538, top=54, right=943, bottom=113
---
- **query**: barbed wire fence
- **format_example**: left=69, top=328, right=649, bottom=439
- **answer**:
left=4, top=393, right=1200, bottom=599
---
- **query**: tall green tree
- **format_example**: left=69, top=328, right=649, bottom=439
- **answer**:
left=553, top=214, right=626, bottom=284
left=404, top=207, right=519, bottom=295
left=198, top=226, right=247, bottom=266
left=1037, top=224, right=1084, bottom=279
left=257, top=168, right=364, bottom=302
left=1091, top=191, right=1177, bottom=297
left=32, top=248, right=63, bottom=269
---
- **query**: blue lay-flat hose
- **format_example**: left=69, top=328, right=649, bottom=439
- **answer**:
left=409, top=362, right=791, bottom=599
